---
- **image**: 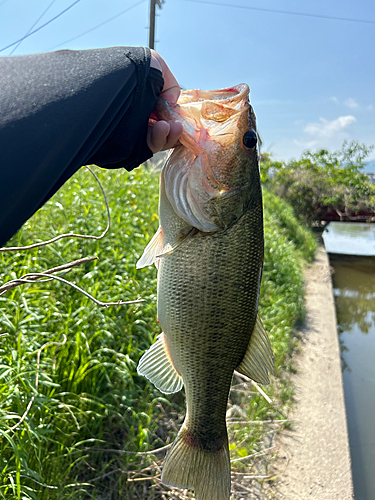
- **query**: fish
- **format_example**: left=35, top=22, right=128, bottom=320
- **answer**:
left=136, top=84, right=274, bottom=500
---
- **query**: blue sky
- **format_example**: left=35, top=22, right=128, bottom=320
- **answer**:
left=1, top=0, right=374, bottom=162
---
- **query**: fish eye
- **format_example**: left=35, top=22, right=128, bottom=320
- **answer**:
left=243, top=130, right=257, bottom=149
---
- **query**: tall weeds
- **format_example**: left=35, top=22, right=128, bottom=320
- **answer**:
left=0, top=167, right=316, bottom=499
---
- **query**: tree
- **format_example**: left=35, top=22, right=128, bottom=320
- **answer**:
left=262, top=141, right=375, bottom=225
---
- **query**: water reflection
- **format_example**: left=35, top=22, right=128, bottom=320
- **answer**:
left=323, top=222, right=375, bottom=256
left=332, top=257, right=375, bottom=339
left=330, top=254, right=375, bottom=500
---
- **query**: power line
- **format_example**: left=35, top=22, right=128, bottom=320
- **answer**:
left=0, top=0, right=83, bottom=53
left=9, top=0, right=58, bottom=55
left=49, top=0, right=146, bottom=50
left=184, top=0, right=375, bottom=25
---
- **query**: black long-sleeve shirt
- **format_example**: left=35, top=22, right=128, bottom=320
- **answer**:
left=0, top=46, right=164, bottom=247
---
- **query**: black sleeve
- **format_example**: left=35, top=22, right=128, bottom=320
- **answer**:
left=0, top=46, right=164, bottom=247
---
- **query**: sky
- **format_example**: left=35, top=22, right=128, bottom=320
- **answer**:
left=1, top=0, right=374, bottom=162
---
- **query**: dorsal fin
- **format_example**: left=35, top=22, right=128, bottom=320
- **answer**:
left=236, top=314, right=275, bottom=385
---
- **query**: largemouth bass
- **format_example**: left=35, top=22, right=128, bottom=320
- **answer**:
left=136, top=84, right=274, bottom=500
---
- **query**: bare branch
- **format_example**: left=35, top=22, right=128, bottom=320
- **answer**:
left=0, top=272, right=145, bottom=306
left=0, top=167, right=144, bottom=308
left=233, top=371, right=273, bottom=403
left=43, top=256, right=99, bottom=274
left=226, top=419, right=289, bottom=425
left=127, top=475, right=161, bottom=482
left=87, top=468, right=122, bottom=484
left=0, top=257, right=98, bottom=295
left=19, top=476, right=58, bottom=490
left=230, top=446, right=276, bottom=463
left=0, top=166, right=110, bottom=252
left=85, top=443, right=172, bottom=456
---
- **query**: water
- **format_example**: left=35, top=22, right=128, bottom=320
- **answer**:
left=323, top=222, right=375, bottom=256
left=324, top=222, right=375, bottom=499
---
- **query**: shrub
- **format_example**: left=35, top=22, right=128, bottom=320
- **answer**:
left=261, top=141, right=375, bottom=225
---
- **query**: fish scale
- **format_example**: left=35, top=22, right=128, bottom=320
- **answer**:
left=159, top=204, right=263, bottom=439
left=136, top=84, right=274, bottom=500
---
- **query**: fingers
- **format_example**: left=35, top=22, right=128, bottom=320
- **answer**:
left=148, top=50, right=183, bottom=154
left=147, top=120, right=183, bottom=154
left=150, top=49, right=181, bottom=104
left=160, top=86, right=181, bottom=105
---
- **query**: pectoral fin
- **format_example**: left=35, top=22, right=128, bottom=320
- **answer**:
left=136, top=226, right=196, bottom=269
left=236, top=315, right=275, bottom=385
left=137, top=333, right=183, bottom=394
left=136, top=226, right=163, bottom=269
left=156, top=227, right=197, bottom=259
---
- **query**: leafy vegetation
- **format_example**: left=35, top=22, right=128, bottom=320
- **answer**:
left=0, top=165, right=315, bottom=499
left=262, top=189, right=317, bottom=262
left=261, top=141, right=375, bottom=225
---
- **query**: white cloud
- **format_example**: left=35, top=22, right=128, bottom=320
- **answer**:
left=304, top=115, right=357, bottom=138
left=293, top=139, right=319, bottom=149
left=344, top=98, right=358, bottom=109
left=330, top=96, right=362, bottom=109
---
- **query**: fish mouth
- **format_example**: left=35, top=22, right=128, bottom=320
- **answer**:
left=179, top=83, right=250, bottom=108
left=160, top=83, right=257, bottom=233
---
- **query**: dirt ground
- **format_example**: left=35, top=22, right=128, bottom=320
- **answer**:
left=265, top=245, right=354, bottom=499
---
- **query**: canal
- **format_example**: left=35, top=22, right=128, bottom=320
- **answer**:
left=323, top=222, right=375, bottom=500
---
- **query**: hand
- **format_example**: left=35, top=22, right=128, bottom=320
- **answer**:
left=147, top=50, right=183, bottom=154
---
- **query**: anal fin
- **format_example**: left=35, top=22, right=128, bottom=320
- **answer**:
left=137, top=333, right=183, bottom=394
left=236, top=314, right=275, bottom=385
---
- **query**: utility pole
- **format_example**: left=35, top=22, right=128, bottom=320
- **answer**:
left=148, top=0, right=164, bottom=49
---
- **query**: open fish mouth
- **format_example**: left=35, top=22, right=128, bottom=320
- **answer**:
left=149, top=84, right=259, bottom=233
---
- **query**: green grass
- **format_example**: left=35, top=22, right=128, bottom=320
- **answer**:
left=262, top=188, right=317, bottom=262
left=0, top=166, right=316, bottom=499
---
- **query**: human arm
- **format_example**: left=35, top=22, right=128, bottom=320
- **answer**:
left=0, top=46, right=180, bottom=246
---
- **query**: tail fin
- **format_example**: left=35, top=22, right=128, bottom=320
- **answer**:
left=161, top=424, right=230, bottom=500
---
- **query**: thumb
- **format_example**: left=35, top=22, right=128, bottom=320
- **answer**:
left=150, top=49, right=181, bottom=104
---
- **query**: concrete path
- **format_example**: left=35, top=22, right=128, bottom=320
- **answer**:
left=272, top=246, right=354, bottom=499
